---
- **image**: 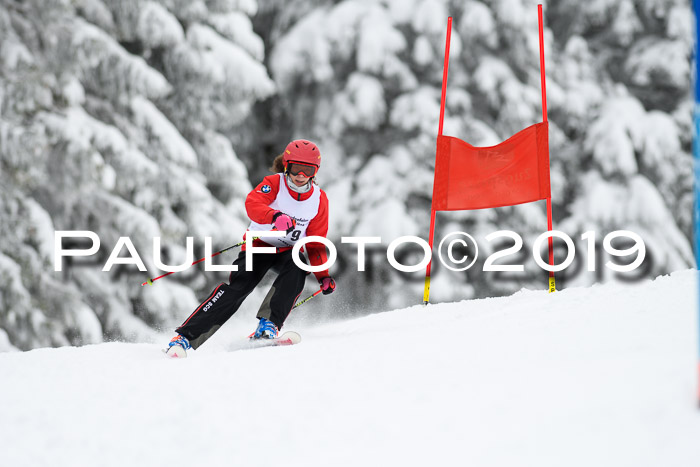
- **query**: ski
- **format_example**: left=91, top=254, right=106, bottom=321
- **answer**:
left=163, top=331, right=302, bottom=357
left=248, top=331, right=302, bottom=348
left=163, top=346, right=187, bottom=358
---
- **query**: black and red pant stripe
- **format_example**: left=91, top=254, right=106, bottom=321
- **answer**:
left=175, top=250, right=307, bottom=349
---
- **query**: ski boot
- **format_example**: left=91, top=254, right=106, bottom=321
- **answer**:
left=166, top=334, right=191, bottom=358
left=251, top=318, right=278, bottom=340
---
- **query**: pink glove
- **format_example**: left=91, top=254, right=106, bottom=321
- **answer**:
left=320, top=276, right=336, bottom=295
left=272, top=211, right=296, bottom=234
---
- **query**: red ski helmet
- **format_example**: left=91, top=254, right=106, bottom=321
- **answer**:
left=283, top=139, right=321, bottom=169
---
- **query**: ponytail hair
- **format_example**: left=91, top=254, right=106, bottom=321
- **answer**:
left=270, top=154, right=285, bottom=174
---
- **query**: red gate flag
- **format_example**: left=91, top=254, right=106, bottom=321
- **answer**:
left=431, top=122, right=551, bottom=211
left=423, top=6, right=555, bottom=305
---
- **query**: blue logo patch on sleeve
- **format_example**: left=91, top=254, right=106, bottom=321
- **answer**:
left=261, top=185, right=271, bottom=193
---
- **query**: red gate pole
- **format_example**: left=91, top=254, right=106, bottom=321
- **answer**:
left=423, top=16, right=452, bottom=305
left=538, top=4, right=556, bottom=293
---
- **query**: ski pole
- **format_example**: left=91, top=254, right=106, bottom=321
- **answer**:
left=292, top=288, right=323, bottom=309
left=141, top=238, right=256, bottom=286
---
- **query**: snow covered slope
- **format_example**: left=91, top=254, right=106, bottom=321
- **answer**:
left=1, top=271, right=699, bottom=467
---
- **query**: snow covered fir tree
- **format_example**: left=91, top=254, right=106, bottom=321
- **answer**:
left=0, top=0, right=694, bottom=351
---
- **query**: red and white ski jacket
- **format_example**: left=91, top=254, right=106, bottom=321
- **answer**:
left=244, top=173, right=330, bottom=280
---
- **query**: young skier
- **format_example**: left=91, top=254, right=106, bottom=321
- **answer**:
left=166, top=139, right=336, bottom=357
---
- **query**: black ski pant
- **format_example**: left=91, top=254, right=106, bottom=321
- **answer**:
left=175, top=250, right=307, bottom=349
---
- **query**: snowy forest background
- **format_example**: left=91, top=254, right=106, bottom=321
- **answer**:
left=0, top=0, right=694, bottom=351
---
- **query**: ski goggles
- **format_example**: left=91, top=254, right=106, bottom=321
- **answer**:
left=287, top=162, right=318, bottom=178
